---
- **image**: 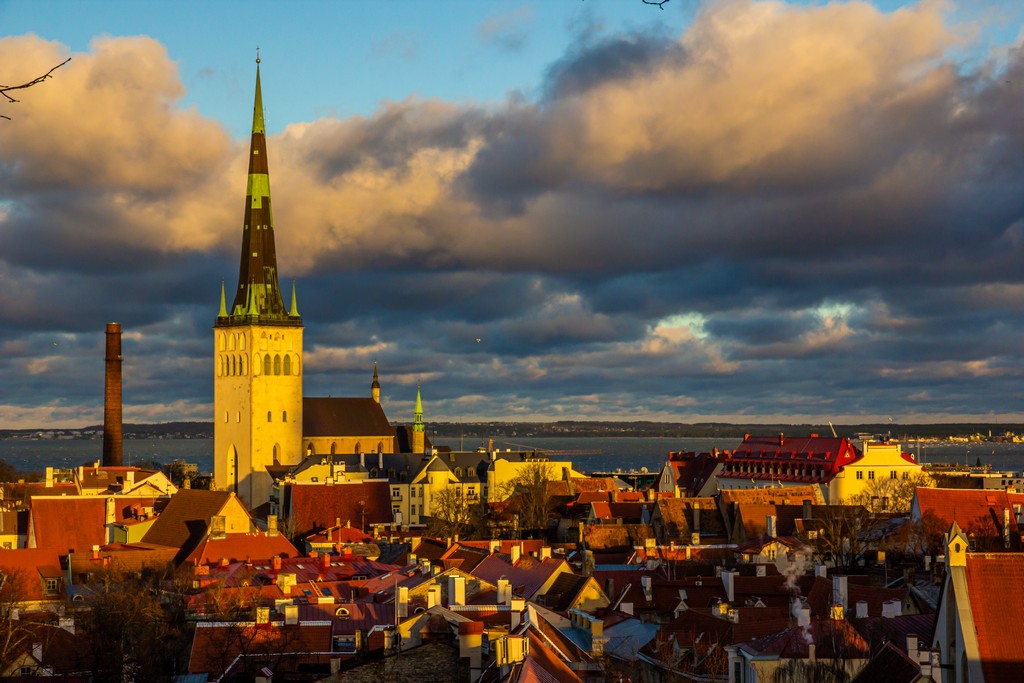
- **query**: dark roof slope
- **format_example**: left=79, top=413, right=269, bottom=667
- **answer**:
left=141, top=489, right=233, bottom=558
left=303, top=397, right=392, bottom=437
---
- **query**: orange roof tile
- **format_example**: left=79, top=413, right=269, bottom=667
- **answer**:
left=964, top=553, right=1024, bottom=683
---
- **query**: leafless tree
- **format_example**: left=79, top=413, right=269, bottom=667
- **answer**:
left=848, top=472, right=935, bottom=513
left=427, top=486, right=479, bottom=539
left=1, top=58, right=70, bottom=120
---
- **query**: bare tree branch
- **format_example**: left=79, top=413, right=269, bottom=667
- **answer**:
left=0, top=57, right=71, bottom=120
left=642, top=0, right=671, bottom=8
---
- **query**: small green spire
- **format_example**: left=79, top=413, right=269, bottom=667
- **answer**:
left=289, top=279, right=299, bottom=317
left=372, top=360, right=380, bottom=388
left=246, top=279, right=258, bottom=316
left=413, top=385, right=424, bottom=433
left=218, top=280, right=227, bottom=317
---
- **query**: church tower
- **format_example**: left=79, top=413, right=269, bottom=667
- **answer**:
left=371, top=361, right=381, bottom=404
left=412, top=386, right=425, bottom=454
left=214, top=58, right=303, bottom=508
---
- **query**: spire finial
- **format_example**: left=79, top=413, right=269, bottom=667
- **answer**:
left=256, top=47, right=261, bottom=64
left=218, top=280, right=227, bottom=317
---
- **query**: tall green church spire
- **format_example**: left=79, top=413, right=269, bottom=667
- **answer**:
left=219, top=55, right=299, bottom=326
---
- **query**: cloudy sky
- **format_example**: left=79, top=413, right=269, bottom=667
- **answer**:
left=3, top=0, right=1024, bottom=429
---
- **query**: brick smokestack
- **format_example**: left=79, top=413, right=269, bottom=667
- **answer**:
left=103, top=322, right=123, bottom=467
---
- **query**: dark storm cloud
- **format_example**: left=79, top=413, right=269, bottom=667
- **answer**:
left=7, top=2, right=1024, bottom=427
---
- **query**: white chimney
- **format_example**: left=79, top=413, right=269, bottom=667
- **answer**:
left=907, top=634, right=919, bottom=663
left=722, top=569, right=736, bottom=603
left=510, top=598, right=525, bottom=630
left=641, top=575, right=653, bottom=602
left=766, top=514, right=776, bottom=538
left=449, top=575, right=466, bottom=607
left=284, top=604, right=298, bottom=625
left=497, top=578, right=512, bottom=605
left=539, top=546, right=551, bottom=561
left=427, top=584, right=441, bottom=609
left=882, top=599, right=902, bottom=618
left=755, top=564, right=766, bottom=577
left=510, top=544, right=521, bottom=565
left=832, top=575, right=848, bottom=611
left=855, top=600, right=868, bottom=619
left=397, top=586, right=409, bottom=619
left=815, top=564, right=827, bottom=578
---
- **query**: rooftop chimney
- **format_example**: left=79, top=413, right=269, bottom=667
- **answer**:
left=102, top=322, right=123, bottom=467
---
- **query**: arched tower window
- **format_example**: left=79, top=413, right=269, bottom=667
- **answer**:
left=377, top=441, right=383, bottom=453
left=264, top=355, right=272, bottom=375
left=239, top=335, right=246, bottom=350
left=282, top=410, right=287, bottom=422
left=273, top=444, right=280, bottom=466
left=273, top=354, right=281, bottom=375
left=283, top=355, right=291, bottom=375
left=354, top=442, right=362, bottom=454
left=330, top=443, right=337, bottom=455
left=217, top=356, right=223, bottom=377
left=218, top=333, right=226, bottom=351
left=267, top=411, right=272, bottom=422
left=294, top=355, right=301, bottom=376
left=241, top=355, right=247, bottom=375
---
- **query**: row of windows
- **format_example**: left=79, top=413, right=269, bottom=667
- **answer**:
left=218, top=332, right=247, bottom=352
left=217, top=331, right=294, bottom=353
left=216, top=353, right=302, bottom=377
left=854, top=470, right=911, bottom=480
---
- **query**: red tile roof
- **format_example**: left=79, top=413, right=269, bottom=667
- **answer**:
left=0, top=548, right=66, bottom=601
left=914, top=487, right=1024, bottom=541
left=963, top=552, right=1024, bottom=683
left=184, top=531, right=298, bottom=566
left=188, top=621, right=333, bottom=675
left=284, top=480, right=393, bottom=537
left=29, top=497, right=109, bottom=553
left=720, top=434, right=860, bottom=486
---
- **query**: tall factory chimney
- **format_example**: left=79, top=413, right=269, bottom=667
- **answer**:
left=103, top=322, right=123, bottom=467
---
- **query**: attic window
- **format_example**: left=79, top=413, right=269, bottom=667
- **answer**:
left=336, top=607, right=350, bottom=617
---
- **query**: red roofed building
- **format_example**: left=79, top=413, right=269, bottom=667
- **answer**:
left=718, top=434, right=922, bottom=504
left=26, top=495, right=161, bottom=553
left=188, top=620, right=334, bottom=678
left=656, top=450, right=728, bottom=498
left=932, top=521, right=1024, bottom=683
left=279, top=480, right=393, bottom=538
left=912, top=487, right=1024, bottom=551
left=0, top=548, right=67, bottom=609
left=184, top=529, right=298, bottom=567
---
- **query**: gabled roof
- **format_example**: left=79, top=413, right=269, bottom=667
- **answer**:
left=740, top=617, right=869, bottom=660
left=585, top=523, right=654, bottom=551
left=284, top=480, right=393, bottom=537
left=663, top=451, right=727, bottom=497
left=963, top=552, right=1024, bottom=683
left=654, top=497, right=724, bottom=539
left=850, top=641, right=922, bottom=683
left=141, top=489, right=238, bottom=555
left=184, top=531, right=298, bottom=566
left=303, top=397, right=393, bottom=437
left=913, top=487, right=1024, bottom=538
left=188, top=621, right=333, bottom=675
left=471, top=554, right=567, bottom=600
left=29, top=496, right=109, bottom=553
left=0, top=548, right=66, bottom=601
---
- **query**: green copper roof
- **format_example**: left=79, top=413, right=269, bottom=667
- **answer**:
left=218, top=280, right=227, bottom=317
left=290, top=279, right=299, bottom=317
left=413, top=386, right=424, bottom=433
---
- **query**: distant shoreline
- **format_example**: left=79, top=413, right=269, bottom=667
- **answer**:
left=4, top=420, right=1024, bottom=441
